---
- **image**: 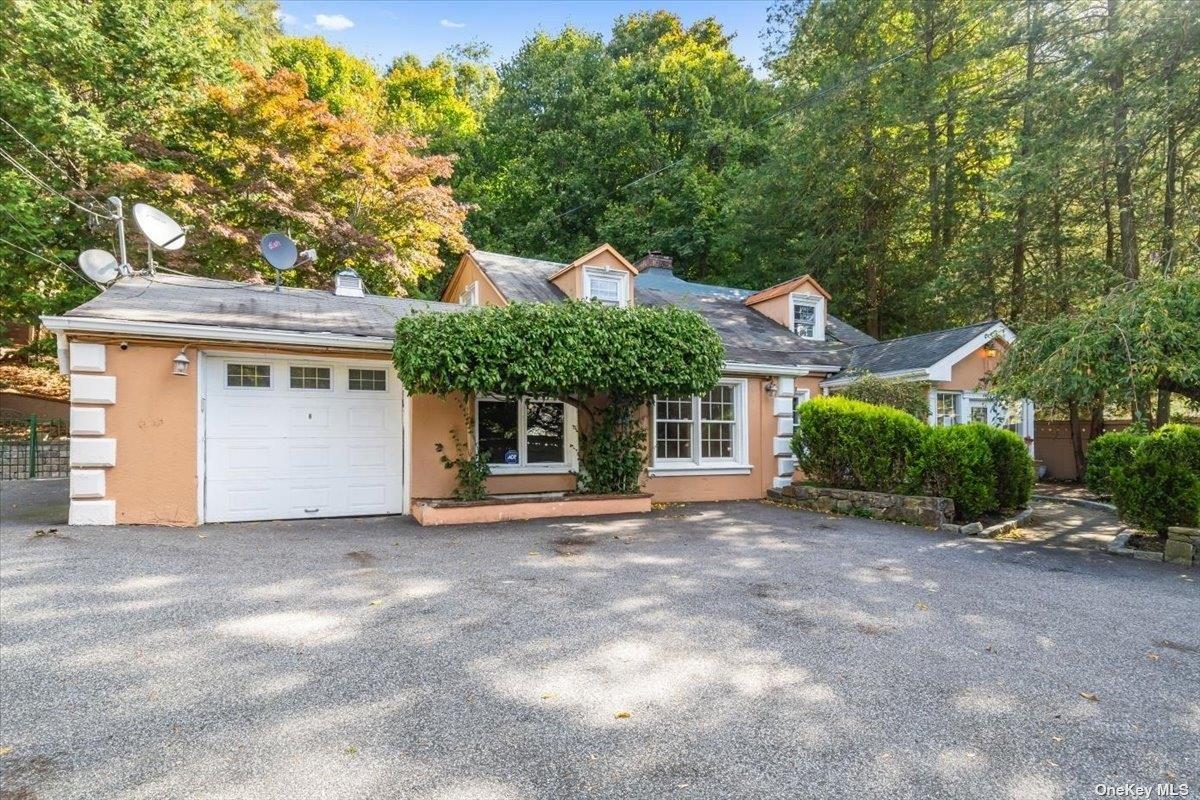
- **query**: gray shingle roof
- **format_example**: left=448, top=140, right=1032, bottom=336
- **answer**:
left=470, top=250, right=567, bottom=303
left=844, top=320, right=1002, bottom=375
left=66, top=273, right=462, bottom=339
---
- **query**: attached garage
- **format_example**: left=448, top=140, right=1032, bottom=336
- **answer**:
left=201, top=353, right=407, bottom=523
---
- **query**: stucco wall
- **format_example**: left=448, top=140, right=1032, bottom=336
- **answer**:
left=937, top=338, right=1008, bottom=391
left=104, top=342, right=200, bottom=525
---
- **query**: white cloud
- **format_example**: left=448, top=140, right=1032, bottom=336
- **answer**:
left=274, top=9, right=297, bottom=25
left=314, top=13, right=354, bottom=31
left=439, top=18, right=466, bottom=28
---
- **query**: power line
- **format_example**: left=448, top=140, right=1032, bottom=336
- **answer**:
left=0, top=235, right=96, bottom=288
left=0, top=205, right=99, bottom=288
left=550, top=4, right=1002, bottom=223
left=0, top=145, right=110, bottom=219
left=0, top=114, right=112, bottom=211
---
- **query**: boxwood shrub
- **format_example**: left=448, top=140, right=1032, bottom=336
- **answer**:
left=1084, top=430, right=1145, bottom=496
left=912, top=425, right=997, bottom=521
left=1111, top=424, right=1200, bottom=534
left=792, top=396, right=925, bottom=493
left=977, top=425, right=1036, bottom=511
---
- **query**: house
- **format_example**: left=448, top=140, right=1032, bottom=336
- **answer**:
left=42, top=244, right=1031, bottom=526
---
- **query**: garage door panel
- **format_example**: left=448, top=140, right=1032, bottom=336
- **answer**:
left=204, top=356, right=405, bottom=523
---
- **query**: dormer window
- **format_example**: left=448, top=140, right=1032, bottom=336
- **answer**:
left=584, top=268, right=628, bottom=307
left=789, top=293, right=825, bottom=340
left=458, top=281, right=479, bottom=306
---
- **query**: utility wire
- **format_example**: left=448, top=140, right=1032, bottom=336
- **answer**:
left=0, top=145, right=111, bottom=219
left=0, top=235, right=96, bottom=288
left=550, top=4, right=1002, bottom=223
left=0, top=205, right=99, bottom=287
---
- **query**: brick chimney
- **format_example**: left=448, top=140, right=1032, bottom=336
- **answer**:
left=633, top=251, right=673, bottom=272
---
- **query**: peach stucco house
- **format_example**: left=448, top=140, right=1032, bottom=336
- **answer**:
left=42, top=243, right=1031, bottom=526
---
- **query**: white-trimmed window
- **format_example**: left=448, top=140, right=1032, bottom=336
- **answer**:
left=652, top=379, right=749, bottom=473
left=792, top=388, right=812, bottom=428
left=583, top=268, right=628, bottom=307
left=789, top=293, right=825, bottom=340
left=935, top=392, right=959, bottom=427
left=458, top=281, right=479, bottom=306
left=476, top=396, right=575, bottom=471
left=348, top=368, right=387, bottom=391
left=289, top=365, right=331, bottom=390
left=226, top=363, right=271, bottom=388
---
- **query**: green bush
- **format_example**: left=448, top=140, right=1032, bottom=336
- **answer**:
left=832, top=372, right=932, bottom=420
left=1111, top=424, right=1200, bottom=534
left=977, top=425, right=1035, bottom=511
left=1084, top=430, right=1145, bottom=496
left=792, top=396, right=925, bottom=493
left=913, top=425, right=996, bottom=521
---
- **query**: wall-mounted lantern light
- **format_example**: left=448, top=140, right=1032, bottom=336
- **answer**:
left=982, top=344, right=999, bottom=359
left=764, top=377, right=779, bottom=395
left=172, top=346, right=191, bottom=376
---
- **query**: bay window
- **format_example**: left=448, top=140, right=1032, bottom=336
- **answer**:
left=476, top=396, right=574, bottom=471
left=652, top=379, right=749, bottom=474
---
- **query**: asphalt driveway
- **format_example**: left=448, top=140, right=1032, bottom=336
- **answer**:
left=1, top=480, right=1196, bottom=799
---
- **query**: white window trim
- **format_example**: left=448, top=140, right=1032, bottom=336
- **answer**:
left=288, top=364, right=334, bottom=392
left=649, top=378, right=751, bottom=476
left=475, top=395, right=578, bottom=474
left=583, top=267, right=629, bottom=307
left=348, top=367, right=388, bottom=392
left=458, top=281, right=479, bottom=307
left=225, top=362, right=272, bottom=390
left=931, top=390, right=961, bottom=427
left=788, top=292, right=826, bottom=341
left=792, top=388, right=812, bottom=427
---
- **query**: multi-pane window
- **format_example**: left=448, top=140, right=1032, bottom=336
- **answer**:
left=792, top=389, right=812, bottom=428
left=969, top=400, right=989, bottom=424
left=792, top=300, right=817, bottom=338
left=348, top=368, right=387, bottom=391
left=477, top=397, right=568, bottom=467
left=654, top=397, right=693, bottom=460
left=226, top=363, right=271, bottom=388
left=458, top=281, right=479, bottom=306
left=584, top=270, right=625, bottom=306
left=935, top=392, right=959, bottom=427
left=289, top=366, right=331, bottom=390
left=654, top=381, right=744, bottom=465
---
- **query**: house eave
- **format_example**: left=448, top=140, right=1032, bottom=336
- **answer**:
left=821, top=368, right=931, bottom=388
left=41, top=315, right=395, bottom=352
left=723, top=361, right=842, bottom=377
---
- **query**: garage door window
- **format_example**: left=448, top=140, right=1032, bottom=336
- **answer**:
left=290, top=366, right=331, bottom=390
left=226, top=363, right=271, bottom=388
left=348, top=368, right=387, bottom=391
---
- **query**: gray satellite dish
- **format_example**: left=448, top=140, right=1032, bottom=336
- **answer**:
left=259, top=232, right=299, bottom=271
left=78, top=249, right=120, bottom=284
left=132, top=203, right=186, bottom=250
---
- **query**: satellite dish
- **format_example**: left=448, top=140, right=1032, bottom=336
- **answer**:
left=132, top=203, right=186, bottom=250
left=259, top=232, right=299, bottom=271
left=78, top=249, right=120, bottom=284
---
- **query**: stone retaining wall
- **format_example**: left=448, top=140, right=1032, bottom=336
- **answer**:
left=769, top=483, right=955, bottom=529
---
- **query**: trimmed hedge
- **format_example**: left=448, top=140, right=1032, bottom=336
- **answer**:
left=1111, top=424, right=1200, bottom=534
left=793, top=398, right=1036, bottom=521
left=1084, top=430, right=1144, bottom=496
left=978, top=424, right=1036, bottom=511
left=792, top=396, right=925, bottom=493
left=912, top=425, right=996, bottom=521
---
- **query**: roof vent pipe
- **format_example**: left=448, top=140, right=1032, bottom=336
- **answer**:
left=333, top=269, right=364, bottom=297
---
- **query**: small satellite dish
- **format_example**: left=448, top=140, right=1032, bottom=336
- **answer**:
left=132, top=203, right=186, bottom=250
left=259, top=232, right=299, bottom=271
left=78, top=249, right=120, bottom=284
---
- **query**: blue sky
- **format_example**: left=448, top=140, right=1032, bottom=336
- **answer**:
left=276, top=1, right=774, bottom=73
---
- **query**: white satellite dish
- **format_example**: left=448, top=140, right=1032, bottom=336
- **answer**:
left=78, top=249, right=120, bottom=284
left=132, top=203, right=186, bottom=250
left=259, top=232, right=299, bottom=271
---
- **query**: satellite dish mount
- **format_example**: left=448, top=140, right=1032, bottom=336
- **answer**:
left=131, top=202, right=188, bottom=274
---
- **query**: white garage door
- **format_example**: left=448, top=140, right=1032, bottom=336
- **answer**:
left=202, top=354, right=405, bottom=522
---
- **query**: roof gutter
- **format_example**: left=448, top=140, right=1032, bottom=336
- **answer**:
left=40, top=315, right=395, bottom=352
left=820, top=368, right=930, bottom=388
left=723, top=361, right=843, bottom=377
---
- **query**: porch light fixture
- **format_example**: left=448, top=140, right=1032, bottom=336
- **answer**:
left=172, top=346, right=191, bottom=376
left=764, top=377, right=779, bottom=395
left=982, top=344, right=999, bottom=359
